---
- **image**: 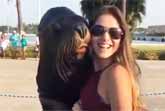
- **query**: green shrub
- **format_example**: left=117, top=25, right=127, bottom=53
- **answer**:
left=143, top=50, right=159, bottom=60
left=159, top=51, right=165, bottom=60
left=4, top=46, right=38, bottom=58
left=25, top=47, right=38, bottom=58
left=3, top=45, right=165, bottom=60
left=133, top=49, right=147, bottom=60
left=4, top=47, right=13, bottom=57
left=4, top=47, right=22, bottom=58
left=132, top=45, right=165, bottom=60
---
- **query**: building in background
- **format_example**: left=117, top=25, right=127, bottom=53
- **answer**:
left=146, top=25, right=165, bottom=36
left=134, top=25, right=165, bottom=42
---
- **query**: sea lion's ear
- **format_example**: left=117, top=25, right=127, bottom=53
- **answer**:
left=45, top=22, right=62, bottom=48
left=73, top=23, right=88, bottom=39
left=46, top=22, right=62, bottom=40
left=51, top=22, right=62, bottom=32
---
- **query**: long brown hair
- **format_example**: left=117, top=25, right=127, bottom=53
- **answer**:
left=93, top=5, right=144, bottom=110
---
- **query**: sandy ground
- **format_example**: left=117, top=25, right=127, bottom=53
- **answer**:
left=0, top=58, right=165, bottom=111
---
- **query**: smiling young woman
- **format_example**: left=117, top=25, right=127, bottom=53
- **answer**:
left=73, top=5, right=147, bottom=111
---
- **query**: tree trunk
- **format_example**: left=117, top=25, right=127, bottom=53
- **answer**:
left=16, top=0, right=23, bottom=34
left=120, top=0, right=126, bottom=19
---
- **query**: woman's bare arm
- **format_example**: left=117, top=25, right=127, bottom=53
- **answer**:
left=107, top=64, right=132, bottom=111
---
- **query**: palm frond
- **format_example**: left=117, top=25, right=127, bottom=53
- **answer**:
left=80, top=0, right=146, bottom=30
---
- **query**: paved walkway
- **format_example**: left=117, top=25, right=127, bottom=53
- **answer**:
left=0, top=59, right=165, bottom=111
left=138, top=60, right=165, bottom=111
left=0, top=58, right=41, bottom=111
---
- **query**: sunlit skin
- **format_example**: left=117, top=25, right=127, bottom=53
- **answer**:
left=92, top=14, right=121, bottom=59
left=75, top=30, right=91, bottom=59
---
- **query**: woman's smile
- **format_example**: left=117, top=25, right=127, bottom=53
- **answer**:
left=97, top=41, right=112, bottom=49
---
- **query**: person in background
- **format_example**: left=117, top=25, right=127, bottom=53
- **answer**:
left=0, top=33, right=8, bottom=57
left=0, top=32, right=9, bottom=57
left=20, top=31, right=27, bottom=59
left=0, top=36, right=3, bottom=57
left=36, top=7, right=92, bottom=111
left=34, top=36, right=39, bottom=58
left=9, top=30, right=20, bottom=59
left=73, top=5, right=147, bottom=111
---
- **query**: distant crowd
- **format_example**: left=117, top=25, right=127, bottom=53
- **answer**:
left=0, top=31, right=39, bottom=59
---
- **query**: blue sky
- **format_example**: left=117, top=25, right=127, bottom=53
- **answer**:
left=0, top=0, right=165, bottom=28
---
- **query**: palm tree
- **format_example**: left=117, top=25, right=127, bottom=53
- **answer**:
left=125, top=0, right=146, bottom=31
left=80, top=0, right=145, bottom=31
left=8, top=0, right=23, bottom=34
left=119, top=0, right=127, bottom=18
left=16, top=0, right=23, bottom=34
left=81, top=0, right=114, bottom=26
left=8, top=0, right=23, bottom=59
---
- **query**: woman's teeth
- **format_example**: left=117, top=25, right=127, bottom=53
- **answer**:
left=98, top=43, right=112, bottom=48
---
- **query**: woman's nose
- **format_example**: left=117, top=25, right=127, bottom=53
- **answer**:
left=101, top=32, right=113, bottom=42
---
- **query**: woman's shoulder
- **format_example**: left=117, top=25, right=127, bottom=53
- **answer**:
left=105, top=63, right=127, bottom=73
left=103, top=63, right=130, bottom=82
left=98, top=63, right=132, bottom=105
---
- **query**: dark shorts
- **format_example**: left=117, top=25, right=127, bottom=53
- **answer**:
left=39, top=96, right=72, bottom=111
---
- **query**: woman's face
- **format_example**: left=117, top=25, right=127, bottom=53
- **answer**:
left=91, top=14, right=123, bottom=59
